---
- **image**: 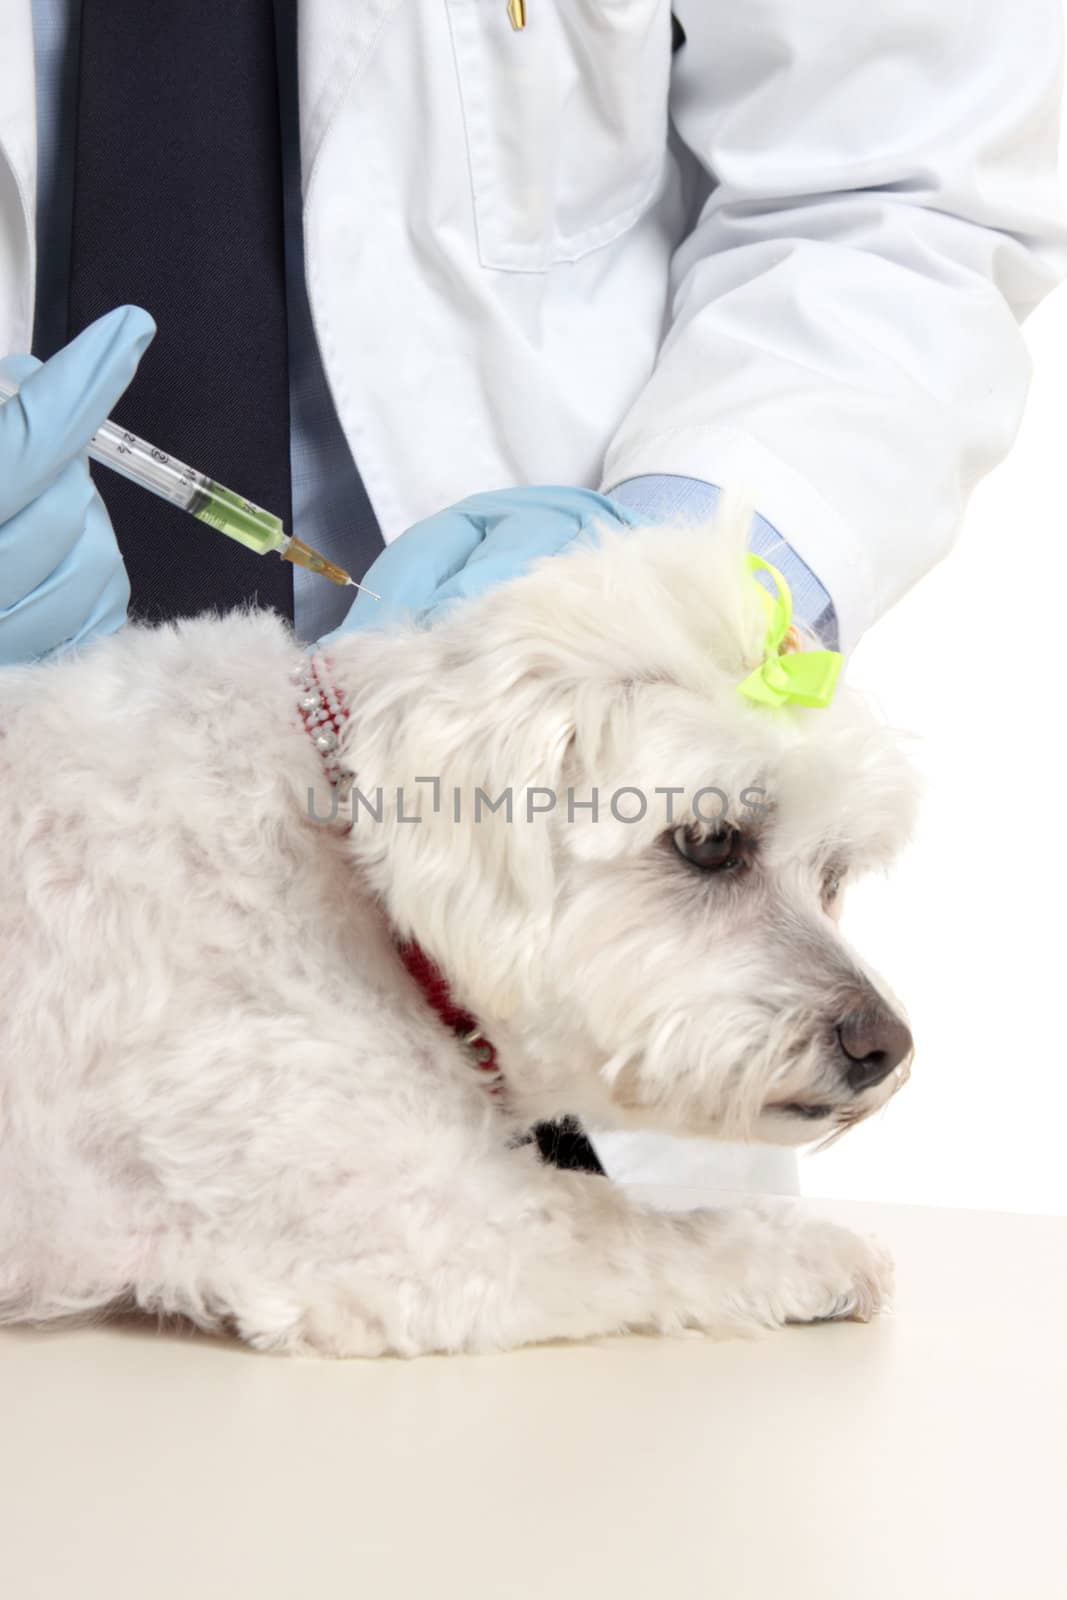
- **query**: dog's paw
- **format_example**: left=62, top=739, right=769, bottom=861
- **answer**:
left=771, top=1211, right=894, bottom=1326
left=704, top=1203, right=894, bottom=1331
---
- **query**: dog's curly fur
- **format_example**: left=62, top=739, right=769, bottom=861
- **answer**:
left=0, top=506, right=916, bottom=1355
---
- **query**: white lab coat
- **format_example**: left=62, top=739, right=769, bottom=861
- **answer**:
left=2, top=0, right=1065, bottom=648
left=0, top=0, right=1063, bottom=1192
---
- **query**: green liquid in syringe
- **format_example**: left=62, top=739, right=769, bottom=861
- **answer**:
left=189, top=483, right=285, bottom=555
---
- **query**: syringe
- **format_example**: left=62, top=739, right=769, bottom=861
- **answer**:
left=0, top=373, right=378, bottom=597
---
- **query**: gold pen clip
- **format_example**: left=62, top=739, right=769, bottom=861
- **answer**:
left=507, top=0, right=527, bottom=29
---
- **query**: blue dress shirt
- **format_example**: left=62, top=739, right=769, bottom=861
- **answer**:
left=611, top=476, right=838, bottom=646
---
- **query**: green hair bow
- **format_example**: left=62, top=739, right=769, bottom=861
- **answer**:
left=738, top=554, right=842, bottom=709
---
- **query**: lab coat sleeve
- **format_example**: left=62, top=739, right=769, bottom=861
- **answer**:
left=600, top=0, right=1067, bottom=650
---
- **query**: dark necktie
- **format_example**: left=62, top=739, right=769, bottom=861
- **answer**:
left=67, top=0, right=294, bottom=624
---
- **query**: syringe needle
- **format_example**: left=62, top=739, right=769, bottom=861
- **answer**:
left=278, top=535, right=379, bottom=595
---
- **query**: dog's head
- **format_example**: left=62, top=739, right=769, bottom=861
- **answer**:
left=336, top=503, right=917, bottom=1147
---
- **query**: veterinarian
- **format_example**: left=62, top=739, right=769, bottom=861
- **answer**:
left=1, top=1, right=1063, bottom=1186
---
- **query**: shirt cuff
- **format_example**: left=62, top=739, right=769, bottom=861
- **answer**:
left=608, top=474, right=839, bottom=650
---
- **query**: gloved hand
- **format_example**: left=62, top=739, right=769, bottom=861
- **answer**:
left=325, top=485, right=640, bottom=640
left=0, top=304, right=156, bottom=666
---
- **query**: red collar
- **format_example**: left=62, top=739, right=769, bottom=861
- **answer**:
left=395, top=940, right=499, bottom=1080
left=297, top=653, right=500, bottom=1083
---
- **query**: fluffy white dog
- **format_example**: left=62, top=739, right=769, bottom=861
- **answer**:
left=0, top=507, right=916, bottom=1356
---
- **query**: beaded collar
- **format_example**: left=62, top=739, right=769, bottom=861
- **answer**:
left=296, top=653, right=350, bottom=793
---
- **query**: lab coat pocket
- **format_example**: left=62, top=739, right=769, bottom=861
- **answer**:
left=446, top=0, right=672, bottom=272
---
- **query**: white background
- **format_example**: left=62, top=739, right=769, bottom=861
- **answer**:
left=800, top=268, right=1067, bottom=1217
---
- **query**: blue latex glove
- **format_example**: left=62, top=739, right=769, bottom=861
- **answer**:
left=326, top=486, right=640, bottom=640
left=0, top=305, right=156, bottom=665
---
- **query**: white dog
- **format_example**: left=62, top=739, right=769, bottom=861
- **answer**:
left=0, top=507, right=916, bottom=1356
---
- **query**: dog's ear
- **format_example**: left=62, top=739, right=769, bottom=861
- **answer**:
left=334, top=620, right=579, bottom=1021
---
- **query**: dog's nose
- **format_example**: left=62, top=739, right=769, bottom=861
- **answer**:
left=836, top=1008, right=913, bottom=1092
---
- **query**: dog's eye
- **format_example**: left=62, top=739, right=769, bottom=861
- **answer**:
left=822, top=868, right=845, bottom=906
left=673, top=824, right=741, bottom=872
